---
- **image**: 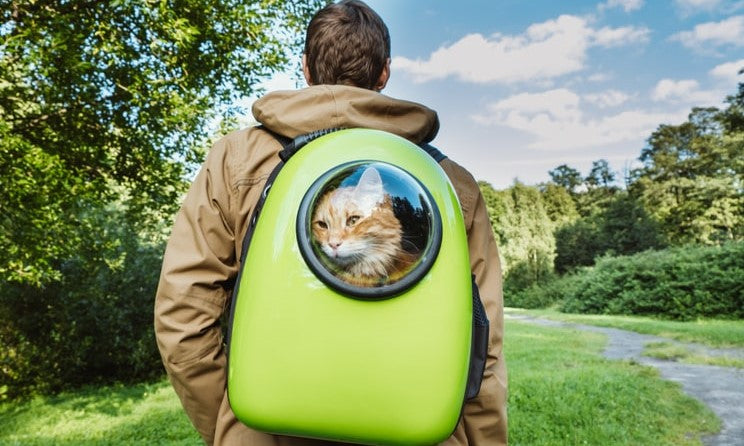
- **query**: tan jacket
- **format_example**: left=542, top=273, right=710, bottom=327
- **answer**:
left=154, top=85, right=507, bottom=445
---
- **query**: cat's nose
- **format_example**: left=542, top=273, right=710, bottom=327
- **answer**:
left=329, top=240, right=342, bottom=249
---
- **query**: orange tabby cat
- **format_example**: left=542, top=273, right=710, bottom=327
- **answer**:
left=311, top=167, right=415, bottom=287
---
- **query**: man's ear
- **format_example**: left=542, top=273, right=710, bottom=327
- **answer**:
left=302, top=53, right=314, bottom=86
left=374, top=58, right=391, bottom=92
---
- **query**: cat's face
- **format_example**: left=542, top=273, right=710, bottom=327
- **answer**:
left=311, top=167, right=402, bottom=277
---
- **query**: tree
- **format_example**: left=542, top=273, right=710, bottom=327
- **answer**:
left=0, top=0, right=326, bottom=397
left=720, top=70, right=744, bottom=133
left=554, top=218, right=602, bottom=273
left=0, top=199, right=166, bottom=398
left=630, top=106, right=743, bottom=244
left=600, top=194, right=666, bottom=255
left=479, top=181, right=555, bottom=291
left=586, top=159, right=616, bottom=189
left=548, top=164, right=582, bottom=194
left=554, top=192, right=665, bottom=273
left=540, top=182, right=579, bottom=228
left=0, top=0, right=326, bottom=285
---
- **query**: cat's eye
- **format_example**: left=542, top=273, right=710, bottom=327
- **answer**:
left=315, top=221, right=328, bottom=229
left=346, top=215, right=361, bottom=226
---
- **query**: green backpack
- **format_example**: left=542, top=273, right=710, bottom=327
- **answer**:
left=227, top=128, right=488, bottom=445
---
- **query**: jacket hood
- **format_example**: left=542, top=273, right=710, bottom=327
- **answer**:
left=252, top=85, right=440, bottom=145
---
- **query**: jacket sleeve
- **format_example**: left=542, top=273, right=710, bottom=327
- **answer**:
left=440, top=160, right=508, bottom=446
left=154, top=139, right=238, bottom=445
left=461, top=187, right=508, bottom=445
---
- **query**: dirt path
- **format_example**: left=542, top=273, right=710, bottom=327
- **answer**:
left=506, top=314, right=744, bottom=446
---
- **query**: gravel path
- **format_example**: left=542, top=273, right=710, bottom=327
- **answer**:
left=506, top=314, right=744, bottom=445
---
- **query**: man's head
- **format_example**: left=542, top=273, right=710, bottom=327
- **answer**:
left=303, top=0, right=391, bottom=91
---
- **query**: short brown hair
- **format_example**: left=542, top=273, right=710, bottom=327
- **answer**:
left=304, top=0, right=390, bottom=90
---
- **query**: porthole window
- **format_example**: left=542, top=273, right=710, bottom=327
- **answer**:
left=297, top=161, right=442, bottom=299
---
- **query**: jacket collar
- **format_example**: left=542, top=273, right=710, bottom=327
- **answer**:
left=252, top=85, right=440, bottom=145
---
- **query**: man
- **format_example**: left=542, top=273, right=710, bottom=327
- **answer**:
left=154, top=1, right=507, bottom=444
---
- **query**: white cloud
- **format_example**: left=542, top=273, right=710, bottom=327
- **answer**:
left=599, top=0, right=644, bottom=12
left=472, top=88, right=685, bottom=150
left=587, top=72, right=612, bottom=82
left=671, top=15, right=744, bottom=49
left=674, top=0, right=744, bottom=15
left=584, top=90, right=630, bottom=107
left=709, top=58, right=744, bottom=84
left=652, top=79, right=700, bottom=101
left=393, top=15, right=649, bottom=84
left=651, top=78, right=725, bottom=104
left=675, top=0, right=722, bottom=8
left=593, top=25, right=650, bottom=46
left=481, top=88, right=582, bottom=120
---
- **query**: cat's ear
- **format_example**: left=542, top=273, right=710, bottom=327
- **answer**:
left=354, top=167, right=385, bottom=207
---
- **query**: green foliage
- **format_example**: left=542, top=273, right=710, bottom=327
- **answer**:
left=479, top=181, right=555, bottom=292
left=0, top=122, right=98, bottom=285
left=542, top=159, right=665, bottom=273
left=0, top=0, right=324, bottom=398
left=554, top=218, right=605, bottom=272
left=505, top=273, right=584, bottom=309
left=630, top=107, right=743, bottom=245
left=540, top=183, right=579, bottom=228
left=554, top=192, right=666, bottom=273
left=0, top=201, right=165, bottom=399
left=548, top=164, right=582, bottom=194
left=0, top=0, right=325, bottom=286
left=586, top=159, right=616, bottom=189
left=560, top=242, right=744, bottom=320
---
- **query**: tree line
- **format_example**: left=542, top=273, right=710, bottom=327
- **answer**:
left=479, top=80, right=743, bottom=304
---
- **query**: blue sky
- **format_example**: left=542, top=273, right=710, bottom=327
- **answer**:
left=256, top=0, right=744, bottom=189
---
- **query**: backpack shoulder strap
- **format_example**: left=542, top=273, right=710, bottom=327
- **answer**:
left=263, top=126, right=449, bottom=164
left=420, top=143, right=448, bottom=163
left=278, top=128, right=345, bottom=162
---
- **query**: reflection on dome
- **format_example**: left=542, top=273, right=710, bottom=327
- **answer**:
left=298, top=161, right=440, bottom=295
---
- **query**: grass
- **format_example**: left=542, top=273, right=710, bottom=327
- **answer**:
left=0, top=320, right=721, bottom=445
left=643, top=341, right=744, bottom=368
left=505, top=321, right=720, bottom=445
left=0, top=380, right=201, bottom=445
left=508, top=307, right=744, bottom=348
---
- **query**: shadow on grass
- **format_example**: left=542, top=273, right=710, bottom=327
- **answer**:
left=0, top=379, right=202, bottom=445
left=49, top=381, right=158, bottom=416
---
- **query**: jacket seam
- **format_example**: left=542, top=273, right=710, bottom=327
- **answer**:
left=329, top=86, right=340, bottom=129
left=171, top=290, right=226, bottom=308
left=233, top=174, right=270, bottom=190
left=167, top=335, right=222, bottom=366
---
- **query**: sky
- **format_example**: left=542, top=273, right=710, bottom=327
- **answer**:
left=253, top=0, right=744, bottom=189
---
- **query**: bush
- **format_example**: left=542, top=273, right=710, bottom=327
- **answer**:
left=561, top=242, right=744, bottom=320
left=505, top=273, right=585, bottom=309
left=0, top=203, right=165, bottom=399
left=554, top=193, right=666, bottom=273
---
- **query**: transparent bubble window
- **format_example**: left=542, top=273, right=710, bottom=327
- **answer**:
left=297, top=161, right=442, bottom=298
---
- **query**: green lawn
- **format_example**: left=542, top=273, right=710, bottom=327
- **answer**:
left=0, top=380, right=201, bottom=445
left=505, top=321, right=719, bottom=445
left=643, top=341, right=744, bottom=368
left=508, top=307, right=744, bottom=348
left=0, top=319, right=721, bottom=445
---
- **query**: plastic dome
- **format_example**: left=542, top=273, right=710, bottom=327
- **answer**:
left=297, top=161, right=442, bottom=298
